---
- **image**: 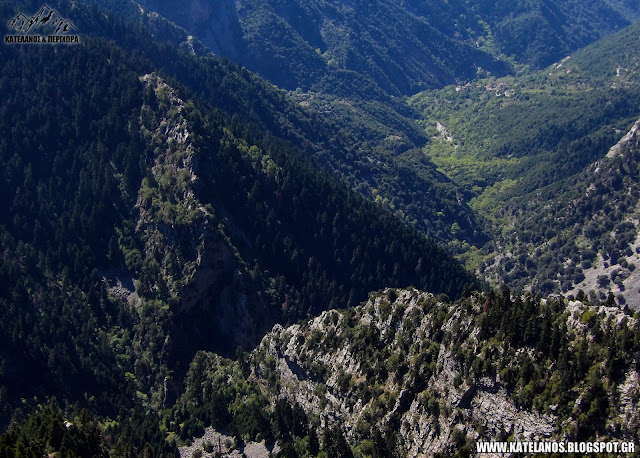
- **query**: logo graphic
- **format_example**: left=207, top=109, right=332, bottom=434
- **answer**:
left=5, top=4, right=79, bottom=44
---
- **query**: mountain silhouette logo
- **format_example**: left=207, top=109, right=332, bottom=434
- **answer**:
left=8, top=4, right=77, bottom=35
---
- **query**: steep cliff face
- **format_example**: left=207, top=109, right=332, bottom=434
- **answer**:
left=254, top=289, right=556, bottom=454
left=177, top=288, right=639, bottom=455
left=136, top=73, right=211, bottom=303
left=132, top=74, right=270, bottom=354
left=138, top=0, right=245, bottom=59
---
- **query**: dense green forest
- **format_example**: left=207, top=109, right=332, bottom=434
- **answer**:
left=100, top=0, right=640, bottom=258
left=84, top=0, right=490, bottom=250
left=0, top=0, right=475, bottom=452
left=2, top=0, right=640, bottom=455
left=410, top=19, right=640, bottom=293
left=411, top=19, right=640, bottom=208
left=138, top=0, right=639, bottom=96
left=135, top=0, right=510, bottom=96
left=480, top=119, right=640, bottom=300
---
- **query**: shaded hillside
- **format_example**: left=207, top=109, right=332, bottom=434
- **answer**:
left=101, top=0, right=640, bottom=254
left=484, top=118, right=640, bottom=304
left=73, top=0, right=487, bottom=249
left=1, top=0, right=640, bottom=455
left=0, top=0, right=474, bottom=442
left=138, top=0, right=510, bottom=96
left=136, top=0, right=640, bottom=96
left=89, top=0, right=640, bottom=262
left=449, top=0, right=639, bottom=68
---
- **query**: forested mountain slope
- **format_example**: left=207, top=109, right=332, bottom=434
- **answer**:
left=136, top=0, right=640, bottom=96
left=485, top=117, right=640, bottom=304
left=77, top=0, right=488, bottom=249
left=96, top=0, right=640, bottom=263
left=136, top=0, right=508, bottom=96
left=411, top=20, right=640, bottom=206
left=94, top=0, right=640, bottom=257
left=44, top=0, right=485, bottom=252
left=411, top=20, right=640, bottom=301
left=2, top=0, right=640, bottom=455
left=0, top=0, right=474, bottom=450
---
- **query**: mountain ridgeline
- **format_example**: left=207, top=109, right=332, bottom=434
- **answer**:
left=171, top=288, right=639, bottom=456
left=117, top=0, right=640, bottom=259
left=137, top=0, right=508, bottom=96
left=67, top=0, right=490, bottom=251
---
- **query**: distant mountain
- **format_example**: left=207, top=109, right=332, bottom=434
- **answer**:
left=442, top=0, right=640, bottom=68
left=135, top=0, right=639, bottom=96
left=137, top=0, right=509, bottom=95
left=59, top=0, right=485, bottom=250
left=92, top=0, right=640, bottom=257
left=2, top=0, right=640, bottom=455
left=83, top=0, right=640, bottom=264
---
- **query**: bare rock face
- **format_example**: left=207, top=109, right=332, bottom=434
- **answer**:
left=137, top=73, right=220, bottom=305
left=251, top=289, right=559, bottom=454
left=181, top=287, right=638, bottom=454
left=618, top=371, right=640, bottom=434
left=137, top=0, right=245, bottom=59
left=178, top=426, right=280, bottom=458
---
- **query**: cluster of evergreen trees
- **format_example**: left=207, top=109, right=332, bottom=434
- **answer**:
left=0, top=0, right=474, bottom=452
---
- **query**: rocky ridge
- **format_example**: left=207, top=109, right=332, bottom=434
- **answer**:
left=179, top=287, right=639, bottom=455
left=255, top=289, right=554, bottom=455
left=126, top=74, right=267, bottom=353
